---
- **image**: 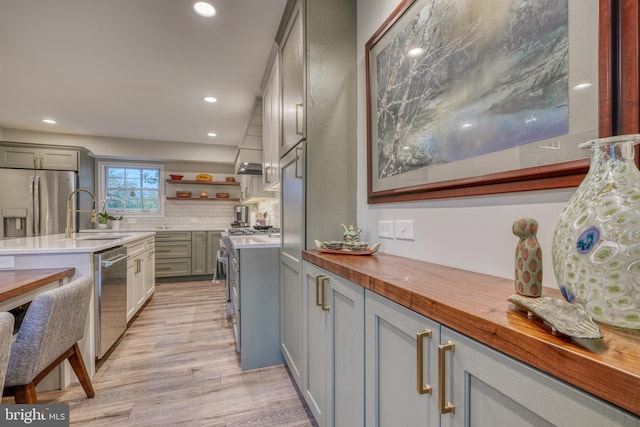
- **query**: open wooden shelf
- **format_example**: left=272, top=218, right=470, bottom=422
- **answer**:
left=166, top=179, right=240, bottom=186
left=166, top=197, right=240, bottom=202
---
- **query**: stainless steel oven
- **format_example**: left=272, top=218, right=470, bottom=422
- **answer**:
left=217, top=235, right=232, bottom=316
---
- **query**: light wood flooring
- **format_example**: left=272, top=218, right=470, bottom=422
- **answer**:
left=7, top=279, right=316, bottom=426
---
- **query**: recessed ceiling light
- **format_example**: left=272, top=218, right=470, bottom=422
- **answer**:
left=573, top=82, right=592, bottom=90
left=203, top=96, right=217, bottom=103
left=408, top=47, right=425, bottom=57
left=42, top=118, right=57, bottom=125
left=207, top=132, right=217, bottom=137
left=193, top=1, right=216, bottom=17
left=461, top=123, right=473, bottom=128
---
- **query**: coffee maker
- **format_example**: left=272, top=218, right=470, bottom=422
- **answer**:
left=232, top=205, right=249, bottom=228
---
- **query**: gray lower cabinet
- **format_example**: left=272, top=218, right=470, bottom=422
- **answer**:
left=441, top=326, right=640, bottom=427
left=302, top=262, right=364, bottom=427
left=155, top=230, right=221, bottom=278
left=233, top=246, right=282, bottom=370
left=364, top=289, right=639, bottom=427
left=365, top=290, right=440, bottom=427
left=155, top=232, right=192, bottom=278
left=191, top=231, right=207, bottom=275
left=299, top=262, right=639, bottom=426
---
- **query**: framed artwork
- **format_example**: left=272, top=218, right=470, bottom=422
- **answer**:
left=366, top=0, right=615, bottom=203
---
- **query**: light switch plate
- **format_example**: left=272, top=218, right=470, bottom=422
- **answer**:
left=395, top=220, right=415, bottom=240
left=0, top=256, right=15, bottom=269
left=378, top=221, right=394, bottom=239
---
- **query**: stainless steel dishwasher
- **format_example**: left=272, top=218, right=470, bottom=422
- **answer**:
left=94, top=245, right=128, bottom=359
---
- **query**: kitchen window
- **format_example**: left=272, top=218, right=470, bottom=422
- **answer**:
left=98, top=162, right=164, bottom=216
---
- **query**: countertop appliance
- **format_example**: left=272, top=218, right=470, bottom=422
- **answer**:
left=0, top=168, right=77, bottom=238
left=94, top=245, right=128, bottom=359
left=231, top=205, right=249, bottom=228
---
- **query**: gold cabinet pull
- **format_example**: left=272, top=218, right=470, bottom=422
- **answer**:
left=294, top=145, right=303, bottom=179
left=295, top=103, right=304, bottom=135
left=437, top=341, right=456, bottom=414
left=320, top=276, right=330, bottom=311
left=315, top=275, right=324, bottom=307
left=416, top=329, right=432, bottom=394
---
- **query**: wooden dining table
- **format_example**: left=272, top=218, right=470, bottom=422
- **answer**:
left=0, top=267, right=76, bottom=312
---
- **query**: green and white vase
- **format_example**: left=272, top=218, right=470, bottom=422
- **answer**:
left=551, top=134, right=640, bottom=329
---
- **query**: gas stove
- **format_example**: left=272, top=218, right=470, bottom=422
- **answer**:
left=227, top=227, right=280, bottom=236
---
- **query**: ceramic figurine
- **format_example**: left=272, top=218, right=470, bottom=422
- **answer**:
left=512, top=217, right=542, bottom=297
left=341, top=224, right=362, bottom=242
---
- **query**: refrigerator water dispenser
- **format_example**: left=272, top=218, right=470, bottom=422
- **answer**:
left=3, top=208, right=27, bottom=238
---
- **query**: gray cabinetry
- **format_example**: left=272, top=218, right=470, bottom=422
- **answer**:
left=278, top=0, right=356, bottom=392
left=0, top=145, right=78, bottom=170
left=280, top=0, right=304, bottom=154
left=232, top=246, right=282, bottom=370
left=297, top=258, right=640, bottom=426
left=155, top=230, right=222, bottom=278
left=191, top=231, right=207, bottom=275
left=365, top=290, right=441, bottom=427
left=440, top=326, right=639, bottom=427
left=155, top=231, right=192, bottom=278
left=302, top=262, right=364, bottom=427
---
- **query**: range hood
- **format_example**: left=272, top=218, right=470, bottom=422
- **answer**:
left=237, top=161, right=263, bottom=175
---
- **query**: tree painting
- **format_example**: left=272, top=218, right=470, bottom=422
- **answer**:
left=374, top=0, right=568, bottom=179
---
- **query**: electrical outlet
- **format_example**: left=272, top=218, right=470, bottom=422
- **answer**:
left=128, top=218, right=137, bottom=224
left=190, top=218, right=199, bottom=223
left=378, top=220, right=394, bottom=239
left=0, top=256, right=15, bottom=269
left=395, top=220, right=415, bottom=240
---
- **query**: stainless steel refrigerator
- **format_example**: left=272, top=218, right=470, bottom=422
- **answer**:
left=0, top=169, right=77, bottom=238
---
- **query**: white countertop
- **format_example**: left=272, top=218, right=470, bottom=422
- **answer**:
left=0, top=232, right=156, bottom=255
left=229, top=234, right=281, bottom=249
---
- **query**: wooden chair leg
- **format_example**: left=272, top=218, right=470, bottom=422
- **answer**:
left=67, top=343, right=95, bottom=398
left=14, top=383, right=38, bottom=404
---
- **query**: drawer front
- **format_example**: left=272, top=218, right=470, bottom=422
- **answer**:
left=155, top=231, right=192, bottom=242
left=155, top=258, right=192, bottom=277
left=154, top=241, right=192, bottom=258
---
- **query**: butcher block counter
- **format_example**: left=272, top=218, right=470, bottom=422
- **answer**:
left=302, top=250, right=640, bottom=417
left=0, top=267, right=75, bottom=311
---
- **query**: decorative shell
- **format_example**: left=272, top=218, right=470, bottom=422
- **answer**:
left=508, top=294, right=602, bottom=339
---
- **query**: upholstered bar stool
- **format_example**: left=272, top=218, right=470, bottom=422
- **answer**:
left=3, top=276, right=95, bottom=404
left=0, top=312, right=15, bottom=390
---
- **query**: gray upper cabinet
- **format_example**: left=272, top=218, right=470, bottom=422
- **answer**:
left=0, top=145, right=78, bottom=171
left=280, top=0, right=305, bottom=155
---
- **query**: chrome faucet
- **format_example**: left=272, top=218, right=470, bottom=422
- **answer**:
left=65, top=189, right=97, bottom=238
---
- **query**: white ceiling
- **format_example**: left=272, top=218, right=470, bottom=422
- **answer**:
left=0, top=0, right=287, bottom=148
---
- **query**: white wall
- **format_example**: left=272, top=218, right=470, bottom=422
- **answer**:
left=356, top=0, right=582, bottom=289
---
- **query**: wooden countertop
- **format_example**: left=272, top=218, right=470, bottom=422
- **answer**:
left=0, top=267, right=76, bottom=303
left=302, top=250, right=640, bottom=417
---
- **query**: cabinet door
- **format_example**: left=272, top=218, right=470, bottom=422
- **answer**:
left=263, top=51, right=280, bottom=190
left=280, top=0, right=305, bottom=154
left=39, top=148, right=78, bottom=170
left=280, top=141, right=305, bottom=388
left=0, top=146, right=39, bottom=169
left=126, top=258, right=137, bottom=321
left=303, top=262, right=365, bottom=427
left=365, top=290, right=440, bottom=427
left=191, top=231, right=207, bottom=275
left=303, top=264, right=329, bottom=425
left=440, top=326, right=640, bottom=427
left=143, top=247, right=155, bottom=299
